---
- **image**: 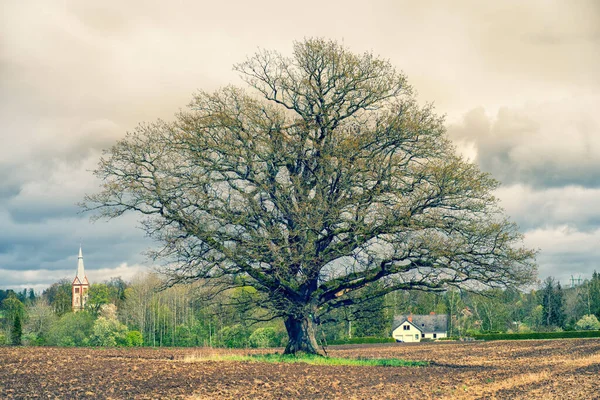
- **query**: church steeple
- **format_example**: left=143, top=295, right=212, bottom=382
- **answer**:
left=72, top=246, right=90, bottom=312
left=76, top=246, right=86, bottom=282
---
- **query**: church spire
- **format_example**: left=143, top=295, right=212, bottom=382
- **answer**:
left=77, top=246, right=86, bottom=282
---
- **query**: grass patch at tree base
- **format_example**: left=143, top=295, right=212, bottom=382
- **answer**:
left=184, top=352, right=428, bottom=367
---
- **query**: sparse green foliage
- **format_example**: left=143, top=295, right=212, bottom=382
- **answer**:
left=468, top=290, right=511, bottom=333
left=24, top=297, right=56, bottom=345
left=106, top=277, right=128, bottom=309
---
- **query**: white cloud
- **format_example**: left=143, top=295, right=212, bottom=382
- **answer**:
left=0, top=263, right=153, bottom=291
left=87, top=263, right=153, bottom=285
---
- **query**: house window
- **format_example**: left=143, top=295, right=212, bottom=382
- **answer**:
left=421, top=334, right=425, bottom=338
left=415, top=334, right=419, bottom=340
left=403, top=325, right=410, bottom=330
left=433, top=333, right=437, bottom=339
left=75, top=288, right=79, bottom=293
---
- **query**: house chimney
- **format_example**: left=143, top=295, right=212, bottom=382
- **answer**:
left=408, top=313, right=413, bottom=322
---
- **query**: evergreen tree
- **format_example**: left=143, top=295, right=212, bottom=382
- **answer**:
left=590, top=271, right=600, bottom=318
left=28, top=289, right=36, bottom=303
left=541, top=277, right=565, bottom=328
left=11, top=313, right=22, bottom=345
left=555, top=282, right=565, bottom=327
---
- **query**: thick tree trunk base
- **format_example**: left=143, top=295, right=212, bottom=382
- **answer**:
left=284, top=315, right=324, bottom=355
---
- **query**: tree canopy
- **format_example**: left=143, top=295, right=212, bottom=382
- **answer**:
left=84, top=38, right=536, bottom=354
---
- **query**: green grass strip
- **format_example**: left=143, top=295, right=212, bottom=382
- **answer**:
left=255, top=353, right=427, bottom=367
left=189, top=353, right=427, bottom=367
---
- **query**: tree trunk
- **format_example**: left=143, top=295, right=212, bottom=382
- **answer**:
left=284, top=315, right=323, bottom=355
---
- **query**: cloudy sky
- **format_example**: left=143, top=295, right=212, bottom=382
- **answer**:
left=1, top=0, right=598, bottom=291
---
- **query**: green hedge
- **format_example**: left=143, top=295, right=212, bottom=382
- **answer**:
left=472, top=330, right=600, bottom=341
left=327, top=337, right=396, bottom=345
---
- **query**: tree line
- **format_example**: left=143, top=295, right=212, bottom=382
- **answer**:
left=1, top=271, right=599, bottom=347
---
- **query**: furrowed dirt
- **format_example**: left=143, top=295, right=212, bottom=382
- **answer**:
left=1, top=339, right=599, bottom=399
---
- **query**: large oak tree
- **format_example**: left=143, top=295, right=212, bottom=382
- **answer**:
left=84, top=39, right=536, bottom=354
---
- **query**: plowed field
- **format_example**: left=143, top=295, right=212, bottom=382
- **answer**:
left=1, top=339, right=599, bottom=399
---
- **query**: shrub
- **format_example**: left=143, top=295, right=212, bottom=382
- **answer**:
left=87, top=315, right=131, bottom=347
left=219, top=324, right=250, bottom=348
left=575, top=314, right=600, bottom=331
left=47, top=312, right=94, bottom=346
left=91, top=316, right=129, bottom=347
left=126, top=330, right=144, bottom=347
left=22, top=332, right=42, bottom=346
left=249, top=327, right=286, bottom=348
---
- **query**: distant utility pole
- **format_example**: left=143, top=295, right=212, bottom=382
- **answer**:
left=570, top=275, right=584, bottom=288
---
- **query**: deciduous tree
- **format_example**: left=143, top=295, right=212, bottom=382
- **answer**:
left=43, top=279, right=72, bottom=316
left=86, top=284, right=110, bottom=316
left=84, top=39, right=536, bottom=354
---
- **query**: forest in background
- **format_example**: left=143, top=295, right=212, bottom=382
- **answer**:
left=1, top=272, right=600, bottom=347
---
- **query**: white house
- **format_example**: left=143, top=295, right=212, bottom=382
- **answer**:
left=392, top=314, right=448, bottom=342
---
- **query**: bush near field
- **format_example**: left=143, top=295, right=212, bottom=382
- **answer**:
left=472, top=330, right=600, bottom=341
left=327, top=337, right=396, bottom=345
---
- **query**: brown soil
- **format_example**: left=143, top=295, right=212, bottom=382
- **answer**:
left=1, top=339, right=599, bottom=399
